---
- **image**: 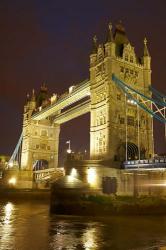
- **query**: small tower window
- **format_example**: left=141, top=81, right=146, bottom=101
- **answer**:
left=125, top=54, right=128, bottom=61
left=40, top=144, right=46, bottom=150
left=125, top=68, right=129, bottom=74
left=135, top=71, right=138, bottom=77
left=127, top=116, right=134, bottom=126
left=117, top=94, right=121, bottom=100
left=41, top=130, right=47, bottom=137
left=120, top=66, right=124, bottom=73
left=120, top=117, right=125, bottom=124
left=130, top=56, right=134, bottom=63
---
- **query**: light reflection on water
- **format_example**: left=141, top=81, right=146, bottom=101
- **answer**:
left=0, top=201, right=166, bottom=250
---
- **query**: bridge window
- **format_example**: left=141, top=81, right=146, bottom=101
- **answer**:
left=120, top=66, right=124, bottom=73
left=125, top=68, right=129, bottom=74
left=117, top=94, right=121, bottom=100
left=99, top=118, right=102, bottom=125
left=130, top=56, right=134, bottom=63
left=120, top=117, right=125, bottom=124
left=41, top=130, right=47, bottom=137
left=40, top=144, right=46, bottom=150
left=127, top=116, right=134, bottom=126
left=99, top=138, right=102, bottom=145
left=125, top=54, right=128, bottom=61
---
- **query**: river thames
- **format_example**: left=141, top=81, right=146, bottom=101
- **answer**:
left=0, top=200, right=166, bottom=250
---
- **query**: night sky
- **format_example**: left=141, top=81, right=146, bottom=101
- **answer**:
left=0, top=0, right=165, bottom=161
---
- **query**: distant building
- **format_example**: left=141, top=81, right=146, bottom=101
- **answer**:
left=0, top=155, right=9, bottom=169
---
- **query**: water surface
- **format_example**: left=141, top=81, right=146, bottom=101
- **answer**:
left=0, top=200, right=166, bottom=250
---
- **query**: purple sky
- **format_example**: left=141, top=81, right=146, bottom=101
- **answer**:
left=0, top=0, right=165, bottom=158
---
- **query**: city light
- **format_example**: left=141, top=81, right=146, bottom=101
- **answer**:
left=70, top=168, right=77, bottom=178
left=87, top=168, right=97, bottom=187
left=66, top=149, right=72, bottom=154
left=127, top=99, right=137, bottom=105
left=8, top=162, right=13, bottom=168
left=8, top=177, right=17, bottom=185
left=66, top=140, right=72, bottom=153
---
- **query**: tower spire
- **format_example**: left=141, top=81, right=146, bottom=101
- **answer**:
left=31, top=89, right=36, bottom=102
left=144, top=37, right=150, bottom=56
left=91, top=35, right=98, bottom=54
left=106, top=22, right=114, bottom=43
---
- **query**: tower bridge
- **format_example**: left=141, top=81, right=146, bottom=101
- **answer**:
left=7, top=21, right=166, bottom=184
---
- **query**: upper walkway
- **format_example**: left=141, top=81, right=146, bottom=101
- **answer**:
left=32, top=79, right=90, bottom=121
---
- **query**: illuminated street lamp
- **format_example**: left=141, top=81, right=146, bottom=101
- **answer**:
left=66, top=140, right=71, bottom=154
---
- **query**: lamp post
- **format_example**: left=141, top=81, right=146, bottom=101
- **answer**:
left=66, top=140, right=72, bottom=153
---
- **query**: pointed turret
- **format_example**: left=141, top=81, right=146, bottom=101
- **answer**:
left=143, top=37, right=151, bottom=88
left=36, top=83, right=48, bottom=108
left=106, top=22, right=114, bottom=43
left=105, top=22, right=115, bottom=57
left=31, top=89, right=36, bottom=102
left=144, top=37, right=150, bottom=57
left=114, top=20, right=129, bottom=45
left=26, top=93, right=30, bottom=102
left=143, top=37, right=151, bottom=70
left=90, top=35, right=98, bottom=67
left=91, top=35, right=98, bottom=54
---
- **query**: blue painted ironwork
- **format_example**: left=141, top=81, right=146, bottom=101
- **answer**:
left=112, top=74, right=166, bottom=124
left=8, top=132, right=23, bottom=168
left=150, top=86, right=166, bottom=101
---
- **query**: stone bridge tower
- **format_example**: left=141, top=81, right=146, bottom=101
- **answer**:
left=90, top=22, right=154, bottom=162
left=21, top=86, right=60, bottom=170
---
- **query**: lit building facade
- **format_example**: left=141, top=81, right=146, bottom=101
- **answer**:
left=90, top=22, right=153, bottom=161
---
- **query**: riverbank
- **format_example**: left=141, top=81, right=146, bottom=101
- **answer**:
left=1, top=188, right=166, bottom=216
left=51, top=194, right=166, bottom=216
left=0, top=188, right=50, bottom=201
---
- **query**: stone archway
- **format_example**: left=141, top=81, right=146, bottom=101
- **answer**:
left=117, top=142, right=139, bottom=161
left=33, top=159, right=49, bottom=171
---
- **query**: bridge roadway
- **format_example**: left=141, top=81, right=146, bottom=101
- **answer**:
left=32, top=79, right=90, bottom=121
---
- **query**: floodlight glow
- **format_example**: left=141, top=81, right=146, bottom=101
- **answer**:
left=8, top=177, right=17, bottom=185
left=70, top=168, right=77, bottom=178
left=8, top=162, right=13, bottom=168
left=87, top=168, right=97, bottom=186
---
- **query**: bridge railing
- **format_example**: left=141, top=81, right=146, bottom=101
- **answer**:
left=123, top=157, right=166, bottom=169
left=33, top=167, right=64, bottom=182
